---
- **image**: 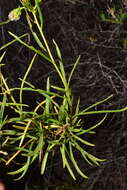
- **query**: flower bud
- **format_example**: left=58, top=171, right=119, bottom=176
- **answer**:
left=8, top=8, right=22, bottom=21
left=21, top=0, right=33, bottom=11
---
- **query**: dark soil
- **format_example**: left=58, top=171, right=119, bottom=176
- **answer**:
left=1, top=0, right=127, bottom=189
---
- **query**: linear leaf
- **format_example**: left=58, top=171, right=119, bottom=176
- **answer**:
left=69, top=142, right=88, bottom=179
left=32, top=133, right=44, bottom=162
left=0, top=33, right=29, bottom=51
left=85, top=152, right=105, bottom=166
left=60, top=144, right=66, bottom=168
left=0, top=94, right=6, bottom=128
left=72, top=134, right=95, bottom=146
left=75, top=142, right=105, bottom=166
left=72, top=98, right=80, bottom=125
left=15, top=87, right=63, bottom=98
left=74, top=142, right=94, bottom=165
left=51, top=85, right=66, bottom=92
left=53, top=40, right=66, bottom=83
left=77, top=107, right=127, bottom=116
left=8, top=31, right=52, bottom=63
left=0, top=51, right=6, bottom=63
left=41, top=144, right=55, bottom=174
left=32, top=31, right=46, bottom=51
left=78, top=94, right=113, bottom=114
left=8, top=142, right=33, bottom=180
left=77, top=114, right=107, bottom=135
left=20, top=53, right=37, bottom=112
left=8, top=164, right=26, bottom=175
left=68, top=55, right=80, bottom=86
left=35, top=0, right=44, bottom=28
left=44, top=77, right=50, bottom=115
left=60, top=144, right=76, bottom=180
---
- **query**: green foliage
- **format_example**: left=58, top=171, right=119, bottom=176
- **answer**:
left=100, top=6, right=127, bottom=24
left=100, top=5, right=127, bottom=49
left=0, top=0, right=127, bottom=181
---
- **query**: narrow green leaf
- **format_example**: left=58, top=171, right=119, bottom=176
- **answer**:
left=53, top=40, right=67, bottom=83
left=25, top=9, right=45, bottom=51
left=53, top=39, right=62, bottom=60
left=69, top=142, right=88, bottom=179
left=51, top=85, right=66, bottom=92
left=35, top=0, right=44, bottom=28
left=0, top=33, right=29, bottom=51
left=68, top=55, right=80, bottom=86
left=77, top=114, right=107, bottom=135
left=0, top=19, right=10, bottom=26
left=14, top=156, right=31, bottom=180
left=60, top=144, right=76, bottom=180
left=65, top=158, right=76, bottom=180
left=60, top=144, right=66, bottom=168
left=72, top=134, right=95, bottom=146
left=0, top=51, right=6, bottom=63
left=75, top=142, right=105, bottom=166
left=44, top=77, right=50, bottom=115
left=41, top=144, right=55, bottom=174
left=79, top=94, right=113, bottom=113
left=71, top=128, right=82, bottom=133
left=19, top=78, right=35, bottom=88
left=58, top=97, right=69, bottom=122
left=77, top=106, right=127, bottom=116
left=8, top=142, right=34, bottom=180
left=19, top=120, right=32, bottom=147
left=0, top=94, right=6, bottom=128
left=41, top=150, right=49, bottom=175
left=74, top=142, right=94, bottom=165
left=20, top=54, right=37, bottom=112
left=8, top=164, right=26, bottom=176
left=14, top=87, right=63, bottom=98
left=32, top=31, right=46, bottom=51
left=72, top=98, right=80, bottom=125
left=8, top=31, right=52, bottom=63
left=86, top=152, right=106, bottom=165
left=32, top=132, right=44, bottom=162
left=0, top=102, right=28, bottom=107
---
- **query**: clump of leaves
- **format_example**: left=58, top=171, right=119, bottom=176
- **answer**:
left=100, top=5, right=127, bottom=24
left=0, top=0, right=127, bottom=180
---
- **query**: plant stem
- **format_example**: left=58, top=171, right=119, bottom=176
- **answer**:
left=32, top=11, right=67, bottom=89
left=32, top=10, right=72, bottom=105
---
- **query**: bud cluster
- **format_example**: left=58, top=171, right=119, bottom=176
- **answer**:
left=21, top=0, right=33, bottom=11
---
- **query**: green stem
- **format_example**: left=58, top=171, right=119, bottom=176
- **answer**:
left=32, top=11, right=67, bottom=90
left=0, top=20, right=10, bottom=26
